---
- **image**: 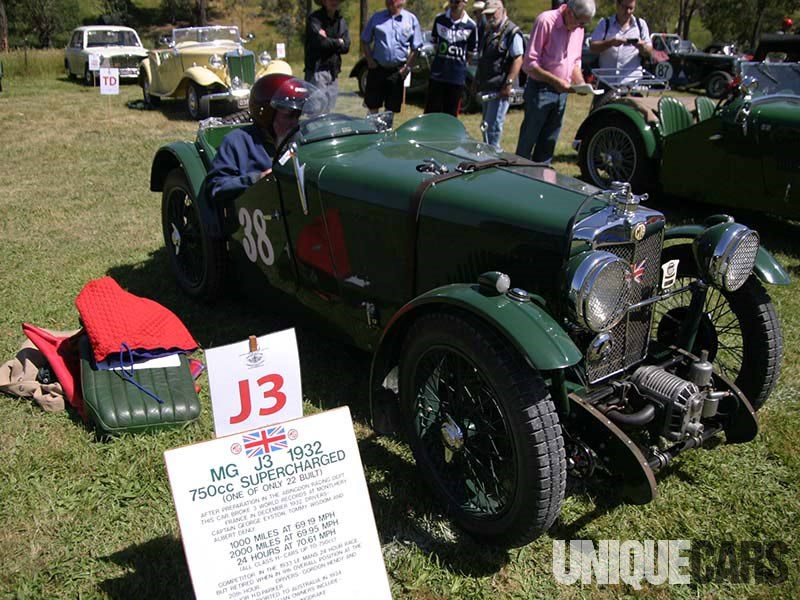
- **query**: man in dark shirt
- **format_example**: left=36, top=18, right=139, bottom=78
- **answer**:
left=304, top=0, right=350, bottom=113
left=206, top=74, right=312, bottom=203
left=424, top=0, right=478, bottom=116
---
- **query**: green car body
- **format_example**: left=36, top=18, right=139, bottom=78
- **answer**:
left=152, top=110, right=787, bottom=548
left=575, top=61, right=800, bottom=220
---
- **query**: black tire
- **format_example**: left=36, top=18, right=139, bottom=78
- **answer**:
left=142, top=75, right=160, bottom=106
left=705, top=71, right=732, bottom=99
left=357, top=67, right=368, bottom=97
left=161, top=169, right=227, bottom=301
left=399, top=312, right=565, bottom=548
left=186, top=82, right=209, bottom=120
left=652, top=245, right=783, bottom=410
left=578, top=112, right=655, bottom=192
left=84, top=65, right=95, bottom=86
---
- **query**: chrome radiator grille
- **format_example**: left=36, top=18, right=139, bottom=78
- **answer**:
left=109, top=54, right=141, bottom=69
left=586, top=230, right=664, bottom=383
left=226, top=52, right=256, bottom=85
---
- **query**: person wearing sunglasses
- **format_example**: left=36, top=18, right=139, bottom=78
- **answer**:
left=424, top=0, right=479, bottom=116
left=515, top=0, right=596, bottom=164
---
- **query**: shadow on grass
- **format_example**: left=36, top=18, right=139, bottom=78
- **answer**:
left=100, top=535, right=194, bottom=600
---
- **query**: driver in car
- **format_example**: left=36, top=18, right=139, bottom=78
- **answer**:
left=206, top=74, right=313, bottom=203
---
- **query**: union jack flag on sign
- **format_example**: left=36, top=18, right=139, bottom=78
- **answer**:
left=243, top=426, right=287, bottom=458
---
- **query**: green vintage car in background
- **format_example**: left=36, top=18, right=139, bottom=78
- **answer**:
left=138, top=26, right=291, bottom=119
left=150, top=105, right=787, bottom=548
left=575, top=61, right=800, bottom=220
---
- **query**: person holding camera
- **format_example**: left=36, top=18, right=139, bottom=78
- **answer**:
left=589, top=0, right=651, bottom=81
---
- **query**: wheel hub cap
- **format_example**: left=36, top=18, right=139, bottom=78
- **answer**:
left=170, top=223, right=181, bottom=255
left=440, top=415, right=464, bottom=463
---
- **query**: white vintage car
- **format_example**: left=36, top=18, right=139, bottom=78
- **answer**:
left=65, top=25, right=148, bottom=85
left=138, top=26, right=291, bottom=120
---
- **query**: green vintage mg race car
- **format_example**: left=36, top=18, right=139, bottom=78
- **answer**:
left=574, top=61, right=800, bottom=220
left=151, top=106, right=788, bottom=548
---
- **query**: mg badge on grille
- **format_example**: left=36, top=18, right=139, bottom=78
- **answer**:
left=633, top=222, right=646, bottom=241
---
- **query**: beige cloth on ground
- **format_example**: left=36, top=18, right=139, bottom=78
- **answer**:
left=0, top=330, right=80, bottom=412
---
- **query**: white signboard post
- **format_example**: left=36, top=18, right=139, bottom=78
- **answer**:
left=206, top=329, right=303, bottom=438
left=99, top=68, right=119, bottom=95
left=164, top=407, right=392, bottom=600
left=276, top=43, right=286, bottom=59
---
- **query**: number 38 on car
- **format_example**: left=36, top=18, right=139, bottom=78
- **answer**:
left=150, top=104, right=788, bottom=548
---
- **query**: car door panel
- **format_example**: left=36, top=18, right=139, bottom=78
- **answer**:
left=230, top=175, right=296, bottom=297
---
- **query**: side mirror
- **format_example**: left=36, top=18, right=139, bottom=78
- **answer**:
left=245, top=33, right=255, bottom=42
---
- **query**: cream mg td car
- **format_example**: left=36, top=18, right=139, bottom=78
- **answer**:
left=138, top=26, right=291, bottom=120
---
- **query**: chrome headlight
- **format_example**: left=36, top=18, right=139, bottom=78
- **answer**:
left=567, top=251, right=631, bottom=332
left=259, top=51, right=272, bottom=67
left=694, top=222, right=759, bottom=292
left=209, top=54, right=224, bottom=69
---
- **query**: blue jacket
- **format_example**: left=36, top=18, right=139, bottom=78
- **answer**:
left=206, top=125, right=274, bottom=202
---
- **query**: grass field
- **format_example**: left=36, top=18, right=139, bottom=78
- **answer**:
left=0, top=58, right=798, bottom=599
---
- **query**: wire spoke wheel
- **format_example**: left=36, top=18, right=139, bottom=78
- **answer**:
left=651, top=245, right=783, bottom=409
left=399, top=312, right=565, bottom=547
left=412, top=348, right=515, bottom=516
left=586, top=125, right=637, bottom=185
left=161, top=169, right=226, bottom=300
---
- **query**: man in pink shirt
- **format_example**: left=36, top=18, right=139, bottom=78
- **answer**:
left=515, top=0, right=595, bottom=163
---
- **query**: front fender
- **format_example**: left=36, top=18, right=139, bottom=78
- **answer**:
left=138, top=58, right=150, bottom=86
left=150, top=141, right=226, bottom=240
left=184, top=66, right=225, bottom=89
left=666, top=225, right=790, bottom=285
left=256, top=59, right=292, bottom=79
left=576, top=104, right=659, bottom=158
left=369, top=283, right=583, bottom=405
left=349, top=58, right=367, bottom=78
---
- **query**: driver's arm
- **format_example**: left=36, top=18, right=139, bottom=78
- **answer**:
left=206, top=130, right=273, bottom=203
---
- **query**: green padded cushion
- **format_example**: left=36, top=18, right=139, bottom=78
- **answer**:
left=79, top=336, right=200, bottom=434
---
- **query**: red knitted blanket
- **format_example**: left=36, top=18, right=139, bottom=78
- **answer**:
left=75, top=277, right=197, bottom=363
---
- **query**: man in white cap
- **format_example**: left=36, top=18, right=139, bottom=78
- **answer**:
left=475, top=0, right=524, bottom=150
left=472, top=1, right=488, bottom=41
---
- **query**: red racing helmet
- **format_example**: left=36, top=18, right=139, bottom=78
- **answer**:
left=782, top=17, right=794, bottom=30
left=250, top=74, right=318, bottom=143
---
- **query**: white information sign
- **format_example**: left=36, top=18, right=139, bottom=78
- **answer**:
left=88, top=54, right=100, bottom=71
left=99, top=68, right=119, bottom=95
left=206, top=329, right=303, bottom=438
left=276, top=43, right=286, bottom=59
left=164, top=407, right=392, bottom=600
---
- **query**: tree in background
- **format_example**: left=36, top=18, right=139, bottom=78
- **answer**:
left=5, top=0, right=80, bottom=47
left=676, top=0, right=702, bottom=40
left=1, top=0, right=8, bottom=51
left=702, top=0, right=800, bottom=47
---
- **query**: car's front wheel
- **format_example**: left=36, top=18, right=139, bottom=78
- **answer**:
left=84, top=65, right=95, bottom=86
left=186, top=83, right=209, bottom=120
left=652, top=245, right=783, bottom=410
left=357, top=66, right=368, bottom=97
left=399, top=312, right=565, bottom=548
left=142, top=75, right=160, bottom=106
left=161, top=169, right=227, bottom=301
left=578, top=113, right=654, bottom=192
